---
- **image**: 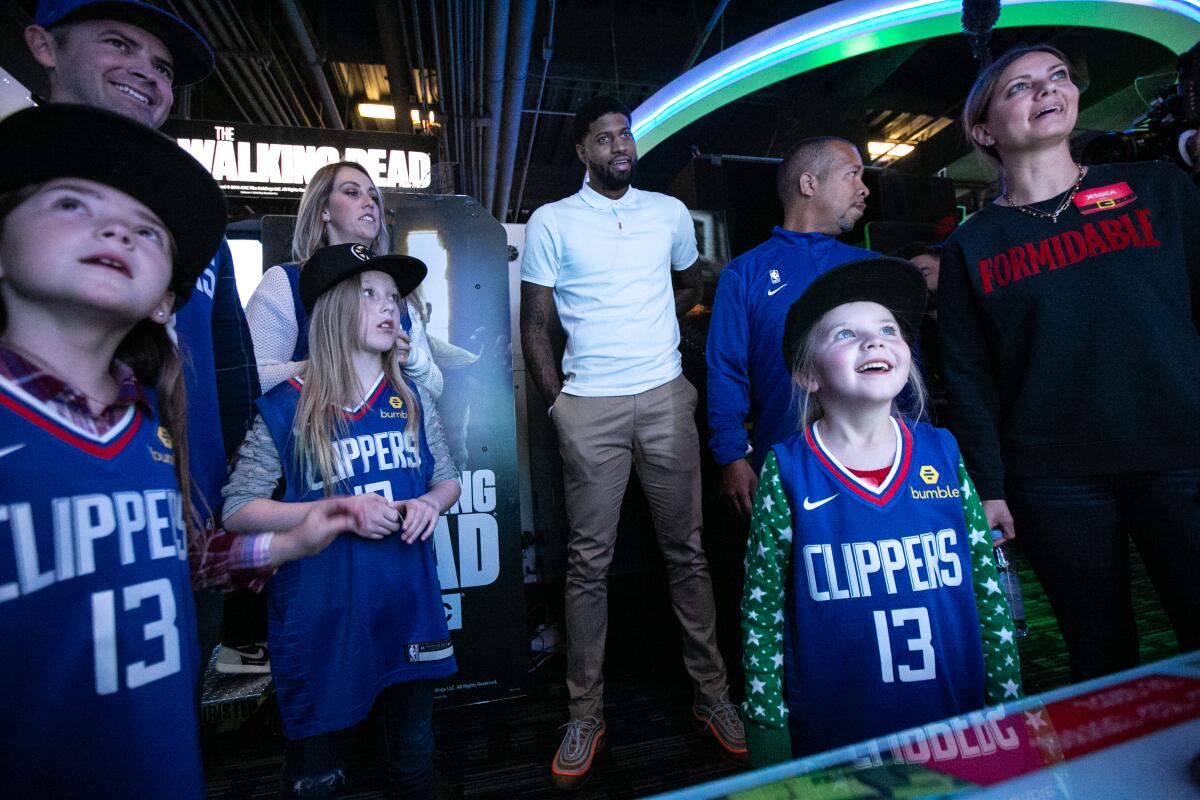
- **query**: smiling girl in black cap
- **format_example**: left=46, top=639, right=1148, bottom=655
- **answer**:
left=0, top=105, right=361, bottom=799
left=221, top=243, right=460, bottom=799
left=739, top=258, right=1023, bottom=766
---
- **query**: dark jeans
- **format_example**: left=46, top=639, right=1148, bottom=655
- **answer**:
left=220, top=588, right=267, bottom=647
left=1007, top=467, right=1200, bottom=682
left=280, top=681, right=436, bottom=800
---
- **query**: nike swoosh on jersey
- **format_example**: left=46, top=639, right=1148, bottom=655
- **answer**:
left=802, top=494, right=837, bottom=510
left=767, top=283, right=789, bottom=296
left=0, top=443, right=25, bottom=459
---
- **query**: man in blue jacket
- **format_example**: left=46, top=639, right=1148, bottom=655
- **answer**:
left=706, top=137, right=874, bottom=513
left=25, top=0, right=264, bottom=670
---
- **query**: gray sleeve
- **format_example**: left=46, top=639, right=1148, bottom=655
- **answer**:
left=221, top=415, right=284, bottom=521
left=402, top=312, right=446, bottom=401
left=419, top=385, right=459, bottom=485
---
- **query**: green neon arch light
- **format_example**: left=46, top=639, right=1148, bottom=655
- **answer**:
left=631, top=0, right=1200, bottom=155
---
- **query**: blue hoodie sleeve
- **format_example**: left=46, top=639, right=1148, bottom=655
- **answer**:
left=706, top=266, right=752, bottom=466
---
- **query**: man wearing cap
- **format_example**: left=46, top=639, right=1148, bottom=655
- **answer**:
left=25, top=0, right=266, bottom=667
left=706, top=136, right=874, bottom=516
left=521, top=95, right=745, bottom=790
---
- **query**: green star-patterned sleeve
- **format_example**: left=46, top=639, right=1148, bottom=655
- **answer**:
left=958, top=457, right=1025, bottom=705
left=741, top=450, right=794, bottom=768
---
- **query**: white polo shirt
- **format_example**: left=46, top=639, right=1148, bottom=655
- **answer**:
left=522, top=182, right=699, bottom=396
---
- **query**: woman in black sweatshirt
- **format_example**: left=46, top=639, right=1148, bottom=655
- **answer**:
left=939, top=44, right=1200, bottom=682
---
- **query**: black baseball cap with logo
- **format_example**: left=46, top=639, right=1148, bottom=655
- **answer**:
left=299, top=244, right=428, bottom=313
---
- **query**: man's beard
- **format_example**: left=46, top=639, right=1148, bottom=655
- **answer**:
left=589, top=157, right=637, bottom=191
left=835, top=213, right=855, bottom=233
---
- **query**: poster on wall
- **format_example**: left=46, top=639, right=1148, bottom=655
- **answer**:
left=387, top=193, right=527, bottom=707
left=162, top=119, right=437, bottom=198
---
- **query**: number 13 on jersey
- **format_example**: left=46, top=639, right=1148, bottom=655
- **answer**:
left=91, top=578, right=181, bottom=695
left=874, top=606, right=936, bottom=683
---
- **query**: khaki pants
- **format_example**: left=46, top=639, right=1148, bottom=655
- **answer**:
left=552, top=375, right=727, bottom=719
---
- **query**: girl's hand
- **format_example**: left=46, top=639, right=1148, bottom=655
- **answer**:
left=270, top=498, right=359, bottom=565
left=394, top=496, right=442, bottom=543
left=347, top=492, right=403, bottom=539
left=395, top=330, right=412, bottom=365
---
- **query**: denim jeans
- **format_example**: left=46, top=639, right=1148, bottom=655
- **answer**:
left=1006, top=467, right=1200, bottom=682
left=280, top=680, right=436, bottom=799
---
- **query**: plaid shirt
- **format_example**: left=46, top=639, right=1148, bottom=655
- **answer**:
left=0, top=343, right=274, bottom=591
left=0, top=345, right=149, bottom=434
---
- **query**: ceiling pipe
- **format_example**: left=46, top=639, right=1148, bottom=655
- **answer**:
left=513, top=0, right=554, bottom=222
left=470, top=0, right=485, bottom=199
left=445, top=0, right=467, bottom=194
left=372, top=0, right=414, bottom=133
left=178, top=0, right=286, bottom=126
left=682, top=0, right=733, bottom=72
left=204, top=0, right=294, bottom=125
left=426, top=0, right=450, bottom=168
left=217, top=0, right=304, bottom=127
left=278, top=0, right=344, bottom=128
left=481, top=0, right=510, bottom=214
left=493, top=0, right=536, bottom=222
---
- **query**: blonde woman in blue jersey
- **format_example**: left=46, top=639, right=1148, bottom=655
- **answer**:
left=222, top=243, right=460, bottom=799
left=739, top=257, right=1023, bottom=767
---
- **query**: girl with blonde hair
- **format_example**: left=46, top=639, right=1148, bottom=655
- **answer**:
left=223, top=243, right=459, bottom=799
left=741, top=258, right=1021, bottom=766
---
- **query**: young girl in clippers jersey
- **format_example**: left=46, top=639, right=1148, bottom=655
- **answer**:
left=0, top=105, right=359, bottom=800
left=222, top=243, right=460, bottom=799
left=740, top=258, right=1023, bottom=767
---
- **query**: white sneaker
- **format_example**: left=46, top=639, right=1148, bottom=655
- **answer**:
left=215, top=642, right=270, bottom=674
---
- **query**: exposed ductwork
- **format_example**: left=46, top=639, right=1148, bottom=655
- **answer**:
left=278, top=0, right=344, bottom=129
left=372, top=0, right=414, bottom=134
left=493, top=0, right=537, bottom=222
left=481, top=0, right=511, bottom=216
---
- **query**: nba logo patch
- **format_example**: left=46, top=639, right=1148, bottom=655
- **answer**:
left=407, top=644, right=419, bottom=662
left=769, top=269, right=781, bottom=284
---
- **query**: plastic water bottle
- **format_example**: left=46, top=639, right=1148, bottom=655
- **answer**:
left=991, top=531, right=1029, bottom=638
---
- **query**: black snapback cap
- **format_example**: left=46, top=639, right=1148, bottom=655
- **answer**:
left=782, top=257, right=927, bottom=368
left=298, top=243, right=427, bottom=313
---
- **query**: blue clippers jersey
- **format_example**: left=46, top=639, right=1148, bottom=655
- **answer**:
left=256, top=374, right=455, bottom=739
left=174, top=242, right=228, bottom=520
left=279, top=263, right=311, bottom=361
left=773, top=418, right=985, bottom=755
left=0, top=376, right=202, bottom=799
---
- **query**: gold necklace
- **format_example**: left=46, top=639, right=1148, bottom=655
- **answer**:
left=1003, top=163, right=1086, bottom=224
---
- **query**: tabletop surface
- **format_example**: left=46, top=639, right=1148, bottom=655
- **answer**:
left=651, top=652, right=1200, bottom=799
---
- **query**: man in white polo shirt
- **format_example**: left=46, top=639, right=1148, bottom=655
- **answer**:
left=521, top=95, right=745, bottom=790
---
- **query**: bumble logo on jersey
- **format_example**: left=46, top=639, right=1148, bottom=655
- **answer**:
left=150, top=426, right=175, bottom=465
left=913, top=465, right=959, bottom=500
left=381, top=395, right=408, bottom=420
left=910, top=484, right=960, bottom=501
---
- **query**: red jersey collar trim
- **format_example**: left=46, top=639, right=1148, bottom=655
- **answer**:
left=288, top=373, right=388, bottom=420
left=0, top=375, right=143, bottom=459
left=804, top=416, right=913, bottom=506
